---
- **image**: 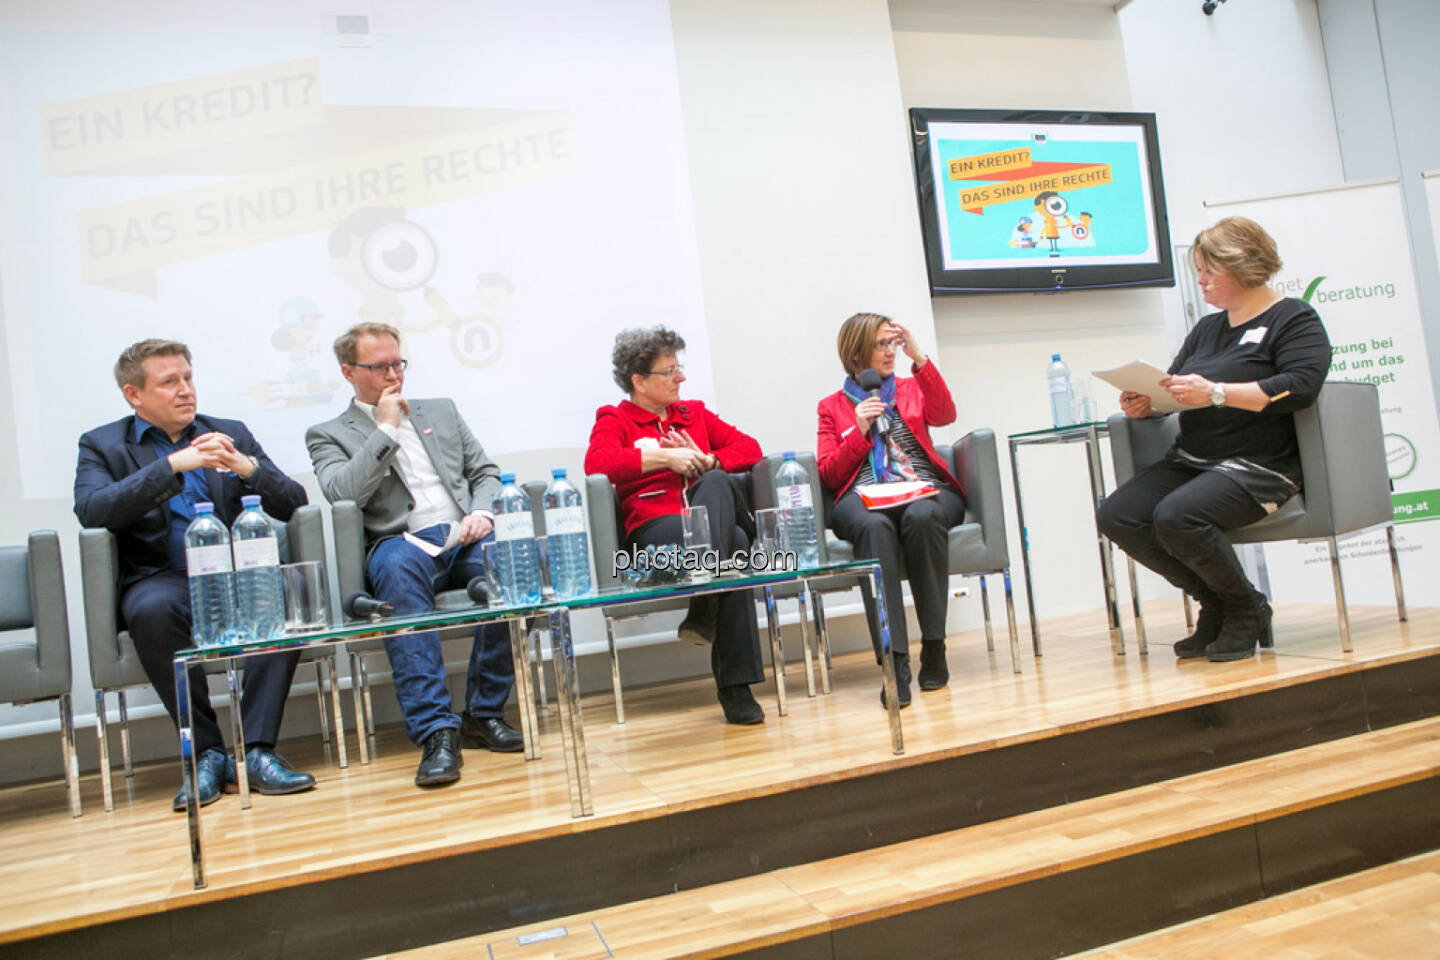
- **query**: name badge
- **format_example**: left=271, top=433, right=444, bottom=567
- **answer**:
left=1239, top=326, right=1268, bottom=346
left=633, top=437, right=660, bottom=451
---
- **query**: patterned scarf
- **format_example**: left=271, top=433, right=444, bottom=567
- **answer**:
left=842, top=374, right=918, bottom=483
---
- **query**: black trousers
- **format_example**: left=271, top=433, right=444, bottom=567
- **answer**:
left=122, top=571, right=300, bottom=756
left=630, top=470, right=764, bottom=688
left=831, top=485, right=967, bottom=659
left=1095, top=460, right=1267, bottom=613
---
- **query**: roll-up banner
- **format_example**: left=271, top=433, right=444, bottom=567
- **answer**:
left=1205, top=180, right=1440, bottom=605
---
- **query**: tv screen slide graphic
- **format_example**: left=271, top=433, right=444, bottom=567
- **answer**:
left=0, top=1, right=710, bottom=499
left=925, top=121, right=1161, bottom=272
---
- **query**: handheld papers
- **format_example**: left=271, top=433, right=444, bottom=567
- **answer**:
left=1092, top=360, right=1184, bottom=414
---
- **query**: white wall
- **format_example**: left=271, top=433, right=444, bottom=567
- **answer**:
left=1118, top=0, right=1345, bottom=344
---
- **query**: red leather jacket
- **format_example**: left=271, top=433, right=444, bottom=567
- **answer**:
left=585, top=398, right=762, bottom=536
left=815, top=360, right=962, bottom=500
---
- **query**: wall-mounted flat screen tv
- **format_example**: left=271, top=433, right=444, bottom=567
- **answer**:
left=909, top=108, right=1174, bottom=295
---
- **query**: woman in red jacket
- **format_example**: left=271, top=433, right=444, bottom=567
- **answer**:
left=816, top=313, right=966, bottom=706
left=584, top=326, right=767, bottom=725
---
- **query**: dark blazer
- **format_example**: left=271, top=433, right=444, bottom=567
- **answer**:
left=74, top=413, right=308, bottom=591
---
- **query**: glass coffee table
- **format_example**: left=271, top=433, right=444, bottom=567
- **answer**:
left=172, top=558, right=895, bottom=888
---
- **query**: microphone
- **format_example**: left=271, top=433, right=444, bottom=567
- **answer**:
left=466, top=576, right=490, bottom=606
left=343, top=591, right=394, bottom=619
left=858, top=368, right=891, bottom=436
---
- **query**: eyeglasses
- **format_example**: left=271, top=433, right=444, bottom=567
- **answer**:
left=642, top=365, right=685, bottom=379
left=874, top=337, right=905, bottom=352
left=351, top=359, right=408, bottom=374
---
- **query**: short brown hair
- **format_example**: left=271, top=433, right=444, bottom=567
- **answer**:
left=835, top=312, right=892, bottom=379
left=114, top=339, right=191, bottom=390
left=1193, top=217, right=1283, bottom=288
left=333, top=322, right=401, bottom=366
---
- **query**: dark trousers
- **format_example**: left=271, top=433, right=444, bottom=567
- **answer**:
left=1095, top=460, right=1267, bottom=612
left=832, top=486, right=967, bottom=659
left=630, top=469, right=764, bottom=688
left=122, top=571, right=299, bottom=756
left=367, top=524, right=515, bottom=746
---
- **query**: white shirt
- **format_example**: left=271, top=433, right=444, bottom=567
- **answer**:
left=355, top=400, right=469, bottom=534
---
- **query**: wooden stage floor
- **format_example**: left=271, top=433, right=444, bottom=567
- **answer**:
left=1, top=597, right=1434, bottom=947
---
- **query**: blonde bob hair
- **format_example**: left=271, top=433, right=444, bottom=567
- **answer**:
left=836, top=312, right=894, bottom=379
left=1192, top=217, right=1283, bottom=288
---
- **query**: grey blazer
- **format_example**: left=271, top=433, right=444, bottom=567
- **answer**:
left=305, top=398, right=502, bottom=545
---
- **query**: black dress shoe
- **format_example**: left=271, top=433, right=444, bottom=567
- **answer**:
left=918, top=640, right=949, bottom=691
left=225, top=748, right=316, bottom=796
left=415, top=728, right=464, bottom=787
left=880, top=655, right=913, bottom=709
left=678, top=596, right=719, bottom=646
left=717, top=684, right=765, bottom=725
left=172, top=748, right=228, bottom=812
left=459, top=712, right=524, bottom=752
left=1175, top=603, right=1223, bottom=659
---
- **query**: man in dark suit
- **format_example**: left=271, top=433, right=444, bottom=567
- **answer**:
left=306, top=322, right=520, bottom=789
left=75, top=339, right=315, bottom=810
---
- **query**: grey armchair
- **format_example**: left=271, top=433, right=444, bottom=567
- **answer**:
left=80, top=505, right=338, bottom=811
left=0, top=531, right=80, bottom=817
left=584, top=469, right=767, bottom=722
left=1107, top=380, right=1405, bottom=654
left=756, top=429, right=1021, bottom=681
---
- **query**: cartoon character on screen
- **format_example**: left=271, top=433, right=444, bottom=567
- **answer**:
left=423, top=271, right=515, bottom=370
left=1033, top=191, right=1074, bottom=257
left=1069, top=211, right=1096, bottom=248
left=1009, top=215, right=1038, bottom=250
left=249, top=297, right=341, bottom=407
left=328, top=206, right=440, bottom=332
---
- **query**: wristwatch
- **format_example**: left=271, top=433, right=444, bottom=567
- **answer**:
left=1209, top=383, right=1227, bottom=407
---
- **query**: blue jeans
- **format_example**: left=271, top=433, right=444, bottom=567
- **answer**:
left=367, top=524, right=515, bottom=745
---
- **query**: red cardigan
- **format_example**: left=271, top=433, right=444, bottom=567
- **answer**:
left=585, top=398, right=762, bottom=536
left=815, top=360, right=962, bottom=500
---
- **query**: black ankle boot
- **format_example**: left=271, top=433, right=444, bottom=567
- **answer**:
left=918, top=640, right=949, bottom=690
left=1206, top=602, right=1272, bottom=662
left=1174, top=603, right=1223, bottom=659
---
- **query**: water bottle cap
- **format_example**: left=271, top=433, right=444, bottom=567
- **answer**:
left=551, top=467, right=567, bottom=478
left=195, top=502, right=214, bottom=514
left=241, top=495, right=261, bottom=507
left=1052, top=353, right=1061, bottom=361
left=782, top=451, right=795, bottom=460
left=499, top=471, right=516, bottom=484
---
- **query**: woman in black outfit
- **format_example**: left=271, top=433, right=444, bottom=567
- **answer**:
left=1096, top=217, right=1331, bottom=662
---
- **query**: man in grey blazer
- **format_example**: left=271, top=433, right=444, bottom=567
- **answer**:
left=307, top=322, right=520, bottom=787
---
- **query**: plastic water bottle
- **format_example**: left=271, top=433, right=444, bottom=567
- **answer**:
left=185, top=502, right=239, bottom=647
left=1048, top=353, right=1075, bottom=427
left=775, top=452, right=820, bottom=568
left=232, top=495, right=285, bottom=641
left=493, top=472, right=542, bottom=604
left=543, top=468, right=592, bottom=600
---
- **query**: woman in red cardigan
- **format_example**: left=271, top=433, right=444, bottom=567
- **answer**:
left=584, top=326, right=767, bottom=725
left=816, top=313, right=966, bottom=707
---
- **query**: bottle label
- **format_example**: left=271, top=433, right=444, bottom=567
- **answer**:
left=780, top=484, right=813, bottom=509
left=545, top=506, right=586, bottom=536
left=494, top=512, right=536, bottom=541
left=233, top=538, right=280, bottom=569
left=1049, top=376, right=1072, bottom=394
left=186, top=544, right=232, bottom=576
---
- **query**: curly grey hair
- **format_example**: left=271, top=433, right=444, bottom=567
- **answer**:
left=610, top=326, right=686, bottom=393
